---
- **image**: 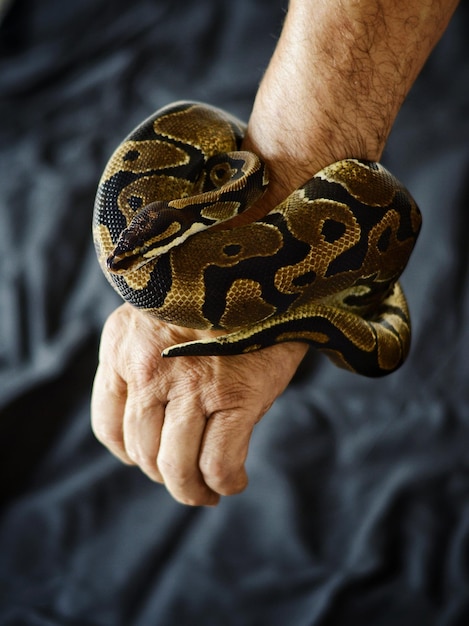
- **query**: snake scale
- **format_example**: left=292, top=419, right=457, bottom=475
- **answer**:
left=93, top=101, right=422, bottom=377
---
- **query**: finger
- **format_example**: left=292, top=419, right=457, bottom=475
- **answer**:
left=157, top=399, right=220, bottom=506
left=91, top=363, right=134, bottom=465
left=122, top=385, right=166, bottom=483
left=199, top=409, right=255, bottom=496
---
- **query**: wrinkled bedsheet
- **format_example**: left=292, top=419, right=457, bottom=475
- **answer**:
left=1, top=1, right=469, bottom=624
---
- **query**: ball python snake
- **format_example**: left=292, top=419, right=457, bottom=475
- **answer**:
left=93, top=101, right=422, bottom=377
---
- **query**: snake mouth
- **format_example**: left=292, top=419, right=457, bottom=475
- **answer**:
left=107, top=249, right=146, bottom=273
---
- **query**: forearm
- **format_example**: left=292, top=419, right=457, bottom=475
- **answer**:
left=244, top=0, right=459, bottom=209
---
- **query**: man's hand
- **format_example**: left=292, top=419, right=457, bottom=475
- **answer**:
left=91, top=303, right=307, bottom=506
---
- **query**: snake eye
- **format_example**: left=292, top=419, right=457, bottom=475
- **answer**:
left=210, top=163, right=233, bottom=187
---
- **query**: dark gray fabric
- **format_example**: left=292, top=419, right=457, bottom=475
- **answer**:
left=0, top=1, right=468, bottom=624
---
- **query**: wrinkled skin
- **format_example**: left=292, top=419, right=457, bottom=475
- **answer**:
left=91, top=303, right=307, bottom=505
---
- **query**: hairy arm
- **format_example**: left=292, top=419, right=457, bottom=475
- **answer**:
left=91, top=0, right=459, bottom=506
left=243, top=0, right=458, bottom=217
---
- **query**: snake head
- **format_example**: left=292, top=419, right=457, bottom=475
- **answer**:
left=107, top=201, right=191, bottom=273
left=107, top=200, right=210, bottom=273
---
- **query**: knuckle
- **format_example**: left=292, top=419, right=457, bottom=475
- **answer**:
left=128, top=453, right=162, bottom=483
left=176, top=494, right=207, bottom=507
left=125, top=442, right=160, bottom=476
left=91, top=421, right=122, bottom=447
left=125, top=443, right=146, bottom=466
left=199, top=456, right=244, bottom=494
left=206, top=382, right=249, bottom=409
left=157, top=454, right=193, bottom=485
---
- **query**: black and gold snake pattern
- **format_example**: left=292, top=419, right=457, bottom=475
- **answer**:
left=93, top=101, right=422, bottom=377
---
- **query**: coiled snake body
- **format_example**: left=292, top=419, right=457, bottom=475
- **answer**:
left=93, top=101, right=421, bottom=377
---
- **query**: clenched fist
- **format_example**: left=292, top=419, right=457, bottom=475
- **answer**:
left=91, top=303, right=307, bottom=506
